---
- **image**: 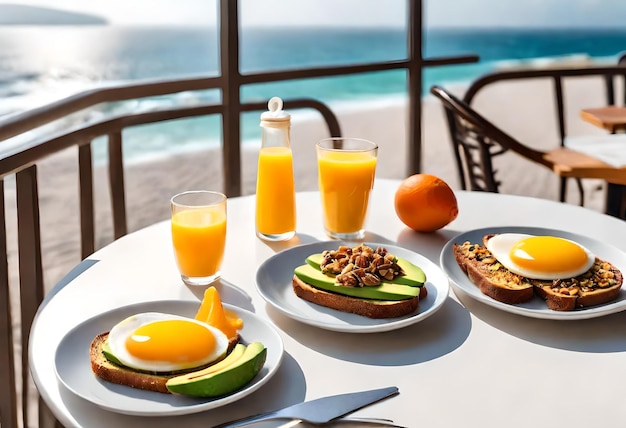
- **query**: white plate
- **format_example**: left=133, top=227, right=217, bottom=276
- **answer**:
left=440, top=226, right=626, bottom=320
left=54, top=300, right=284, bottom=416
left=255, top=241, right=449, bottom=333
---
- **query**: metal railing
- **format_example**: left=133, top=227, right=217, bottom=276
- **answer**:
left=0, top=0, right=478, bottom=195
left=0, top=1, right=478, bottom=427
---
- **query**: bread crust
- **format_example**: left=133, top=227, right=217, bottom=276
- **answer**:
left=454, top=235, right=623, bottom=311
left=292, top=275, right=424, bottom=319
left=90, top=332, right=240, bottom=393
left=90, top=333, right=172, bottom=393
left=453, top=242, right=534, bottom=304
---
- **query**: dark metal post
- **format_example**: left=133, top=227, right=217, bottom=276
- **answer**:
left=0, top=179, right=17, bottom=428
left=15, top=166, right=44, bottom=428
left=407, top=0, right=423, bottom=174
left=220, top=0, right=243, bottom=197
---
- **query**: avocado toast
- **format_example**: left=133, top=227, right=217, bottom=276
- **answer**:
left=292, top=244, right=427, bottom=318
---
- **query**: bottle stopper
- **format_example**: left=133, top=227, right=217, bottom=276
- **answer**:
left=267, top=96, right=283, bottom=114
left=261, top=96, right=290, bottom=123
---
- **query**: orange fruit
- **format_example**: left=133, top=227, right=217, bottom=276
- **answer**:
left=394, top=174, right=458, bottom=232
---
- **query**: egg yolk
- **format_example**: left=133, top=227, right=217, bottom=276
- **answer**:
left=125, top=319, right=215, bottom=362
left=510, top=236, right=588, bottom=274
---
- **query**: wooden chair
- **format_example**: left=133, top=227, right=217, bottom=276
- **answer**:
left=430, top=84, right=626, bottom=217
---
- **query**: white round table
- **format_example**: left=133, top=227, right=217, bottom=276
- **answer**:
left=30, top=179, right=626, bottom=427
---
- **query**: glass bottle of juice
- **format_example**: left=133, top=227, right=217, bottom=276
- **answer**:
left=255, top=97, right=296, bottom=241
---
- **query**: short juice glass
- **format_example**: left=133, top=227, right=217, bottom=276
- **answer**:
left=316, top=137, right=378, bottom=240
left=171, top=190, right=227, bottom=286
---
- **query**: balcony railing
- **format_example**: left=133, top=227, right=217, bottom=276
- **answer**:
left=0, top=1, right=478, bottom=427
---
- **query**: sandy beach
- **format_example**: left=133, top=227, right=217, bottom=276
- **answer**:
left=6, top=79, right=612, bottom=425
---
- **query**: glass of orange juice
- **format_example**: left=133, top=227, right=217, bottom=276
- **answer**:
left=316, top=137, right=378, bottom=240
left=171, top=190, right=227, bottom=286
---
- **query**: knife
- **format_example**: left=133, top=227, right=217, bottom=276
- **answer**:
left=212, top=386, right=399, bottom=428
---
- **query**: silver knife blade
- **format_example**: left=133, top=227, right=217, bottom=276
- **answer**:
left=212, top=386, right=399, bottom=428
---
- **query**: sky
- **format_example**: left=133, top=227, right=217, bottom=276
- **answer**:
left=4, top=0, right=626, bottom=28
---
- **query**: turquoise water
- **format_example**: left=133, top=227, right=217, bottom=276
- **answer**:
left=1, top=25, right=625, bottom=161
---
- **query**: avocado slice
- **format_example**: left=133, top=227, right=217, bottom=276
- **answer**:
left=166, top=342, right=267, bottom=397
left=102, top=339, right=124, bottom=367
left=305, top=253, right=426, bottom=286
left=168, top=343, right=246, bottom=380
left=294, top=264, right=420, bottom=300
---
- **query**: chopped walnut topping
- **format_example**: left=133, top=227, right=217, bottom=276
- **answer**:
left=539, top=257, right=618, bottom=293
left=320, top=244, right=406, bottom=287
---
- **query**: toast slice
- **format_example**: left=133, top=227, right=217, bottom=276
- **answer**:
left=292, top=274, right=425, bottom=319
left=90, top=332, right=241, bottom=393
left=90, top=332, right=173, bottom=393
left=453, top=235, right=623, bottom=311
left=530, top=258, right=623, bottom=311
left=453, top=240, right=534, bottom=304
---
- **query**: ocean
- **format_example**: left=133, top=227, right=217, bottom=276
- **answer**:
left=1, top=25, right=625, bottom=163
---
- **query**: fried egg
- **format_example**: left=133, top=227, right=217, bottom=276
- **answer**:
left=486, top=233, right=595, bottom=280
left=107, top=312, right=229, bottom=372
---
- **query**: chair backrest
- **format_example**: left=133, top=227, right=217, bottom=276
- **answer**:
left=430, top=85, right=551, bottom=193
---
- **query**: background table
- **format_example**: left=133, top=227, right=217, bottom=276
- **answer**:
left=30, top=179, right=626, bottom=428
left=580, top=105, right=626, bottom=134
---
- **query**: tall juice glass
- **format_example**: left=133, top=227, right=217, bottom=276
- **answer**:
left=316, top=137, right=378, bottom=240
left=171, top=190, right=227, bottom=286
left=255, top=97, right=296, bottom=241
left=256, top=146, right=296, bottom=236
